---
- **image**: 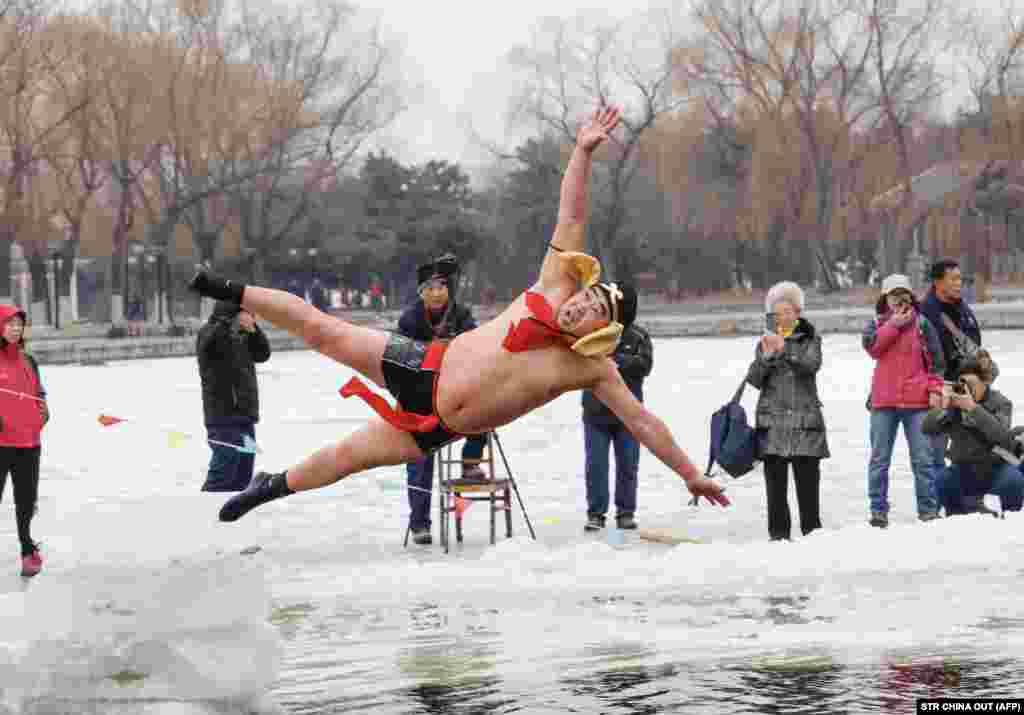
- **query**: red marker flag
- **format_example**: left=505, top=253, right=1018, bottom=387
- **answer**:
left=98, top=414, right=125, bottom=427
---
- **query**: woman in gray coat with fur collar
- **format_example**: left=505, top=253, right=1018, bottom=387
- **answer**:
left=746, top=281, right=829, bottom=540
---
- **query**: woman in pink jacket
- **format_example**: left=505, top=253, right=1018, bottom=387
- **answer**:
left=0, top=305, right=48, bottom=577
left=863, top=275, right=945, bottom=528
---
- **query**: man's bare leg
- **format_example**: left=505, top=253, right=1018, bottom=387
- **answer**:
left=240, top=286, right=389, bottom=387
left=189, top=271, right=389, bottom=388
left=219, top=417, right=425, bottom=522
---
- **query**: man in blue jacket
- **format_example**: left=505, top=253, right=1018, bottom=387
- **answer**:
left=581, top=322, right=653, bottom=531
left=920, top=259, right=998, bottom=514
left=398, top=254, right=488, bottom=545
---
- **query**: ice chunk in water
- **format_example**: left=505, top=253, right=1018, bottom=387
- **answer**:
left=0, top=556, right=281, bottom=706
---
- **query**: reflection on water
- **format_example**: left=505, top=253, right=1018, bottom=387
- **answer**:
left=730, top=667, right=849, bottom=715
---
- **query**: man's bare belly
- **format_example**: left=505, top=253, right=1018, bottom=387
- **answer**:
left=433, top=296, right=597, bottom=434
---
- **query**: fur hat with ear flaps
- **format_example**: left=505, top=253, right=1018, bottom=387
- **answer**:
left=556, top=251, right=639, bottom=357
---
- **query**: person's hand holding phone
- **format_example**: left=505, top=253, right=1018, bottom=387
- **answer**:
left=760, top=334, right=784, bottom=355
left=889, top=301, right=914, bottom=327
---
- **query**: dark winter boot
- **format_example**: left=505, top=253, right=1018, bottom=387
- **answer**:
left=188, top=270, right=246, bottom=305
left=219, top=471, right=293, bottom=522
left=616, top=513, right=638, bottom=530
left=410, top=528, right=432, bottom=545
left=584, top=513, right=606, bottom=533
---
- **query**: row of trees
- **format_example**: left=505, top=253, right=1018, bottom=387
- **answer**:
left=249, top=0, right=1024, bottom=306
left=5, top=0, right=1024, bottom=325
left=0, top=0, right=408, bottom=321
left=469, top=0, right=1024, bottom=296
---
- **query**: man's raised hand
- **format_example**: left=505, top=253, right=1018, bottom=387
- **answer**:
left=686, top=476, right=731, bottom=507
left=577, top=104, right=622, bottom=153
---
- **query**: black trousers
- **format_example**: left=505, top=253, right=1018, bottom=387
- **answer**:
left=0, top=446, right=41, bottom=555
left=762, top=455, right=822, bottom=540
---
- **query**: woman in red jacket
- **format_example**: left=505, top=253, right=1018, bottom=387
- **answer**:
left=0, top=305, right=48, bottom=577
left=863, top=275, right=945, bottom=528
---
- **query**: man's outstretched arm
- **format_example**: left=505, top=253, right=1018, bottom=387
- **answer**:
left=537, top=105, right=622, bottom=291
left=590, top=365, right=730, bottom=506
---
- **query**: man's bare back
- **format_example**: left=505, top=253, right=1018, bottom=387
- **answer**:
left=437, top=291, right=610, bottom=434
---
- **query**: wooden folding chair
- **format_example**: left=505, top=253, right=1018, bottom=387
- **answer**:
left=436, top=433, right=513, bottom=553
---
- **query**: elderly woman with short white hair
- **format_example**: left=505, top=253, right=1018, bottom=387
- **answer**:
left=745, top=281, right=829, bottom=541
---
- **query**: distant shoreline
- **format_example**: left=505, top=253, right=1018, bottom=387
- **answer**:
left=28, top=300, right=1024, bottom=366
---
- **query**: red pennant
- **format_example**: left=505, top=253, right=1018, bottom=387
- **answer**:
left=453, top=495, right=471, bottom=518
left=98, top=414, right=125, bottom=427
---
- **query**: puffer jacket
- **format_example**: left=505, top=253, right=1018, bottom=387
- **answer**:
left=746, top=318, right=830, bottom=459
left=582, top=323, right=653, bottom=424
left=0, top=305, right=46, bottom=448
left=922, top=387, right=1016, bottom=494
left=863, top=305, right=945, bottom=409
left=196, top=302, right=271, bottom=425
left=397, top=298, right=476, bottom=342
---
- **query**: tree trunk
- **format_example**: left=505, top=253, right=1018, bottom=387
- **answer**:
left=26, top=253, right=48, bottom=327
left=0, top=232, right=11, bottom=302
left=58, top=237, right=79, bottom=326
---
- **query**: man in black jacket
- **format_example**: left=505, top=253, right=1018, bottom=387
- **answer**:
left=922, top=359, right=1024, bottom=515
left=398, top=254, right=488, bottom=545
left=197, top=300, right=271, bottom=491
left=581, top=322, right=653, bottom=531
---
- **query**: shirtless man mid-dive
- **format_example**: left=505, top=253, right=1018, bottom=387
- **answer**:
left=188, top=104, right=730, bottom=522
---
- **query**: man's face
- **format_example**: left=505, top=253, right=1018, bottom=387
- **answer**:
left=420, top=279, right=449, bottom=312
left=2, top=316, right=24, bottom=343
left=934, top=266, right=962, bottom=302
left=960, top=373, right=986, bottom=402
left=557, top=286, right=611, bottom=335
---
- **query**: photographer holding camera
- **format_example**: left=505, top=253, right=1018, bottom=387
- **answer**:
left=921, top=358, right=1024, bottom=516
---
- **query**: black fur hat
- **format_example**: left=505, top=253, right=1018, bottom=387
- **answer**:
left=417, top=253, right=460, bottom=289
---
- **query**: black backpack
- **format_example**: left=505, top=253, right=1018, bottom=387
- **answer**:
left=706, top=379, right=759, bottom=479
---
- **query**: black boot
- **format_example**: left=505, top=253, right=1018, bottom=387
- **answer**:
left=219, top=471, right=293, bottom=522
left=188, top=270, right=245, bottom=304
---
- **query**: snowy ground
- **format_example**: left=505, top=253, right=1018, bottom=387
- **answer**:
left=1, top=332, right=1023, bottom=713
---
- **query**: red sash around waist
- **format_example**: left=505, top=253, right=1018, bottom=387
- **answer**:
left=339, top=340, right=448, bottom=433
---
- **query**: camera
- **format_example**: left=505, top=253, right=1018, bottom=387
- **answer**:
left=952, top=382, right=968, bottom=396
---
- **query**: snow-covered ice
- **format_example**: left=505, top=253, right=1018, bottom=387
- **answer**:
left=1, top=332, right=1023, bottom=713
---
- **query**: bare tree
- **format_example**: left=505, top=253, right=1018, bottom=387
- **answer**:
left=224, top=0, right=408, bottom=285
left=0, top=0, right=89, bottom=303
left=502, top=8, right=691, bottom=278
left=682, top=0, right=948, bottom=289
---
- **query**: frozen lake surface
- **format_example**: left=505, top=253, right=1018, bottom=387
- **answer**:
left=2, top=333, right=1023, bottom=713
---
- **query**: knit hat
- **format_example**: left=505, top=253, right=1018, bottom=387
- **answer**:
left=881, top=274, right=913, bottom=296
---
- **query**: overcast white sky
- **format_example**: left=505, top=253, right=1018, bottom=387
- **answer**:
left=339, top=1, right=656, bottom=174
left=269, top=0, right=990, bottom=180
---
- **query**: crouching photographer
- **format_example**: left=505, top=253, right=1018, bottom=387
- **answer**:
left=921, top=358, right=1024, bottom=516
